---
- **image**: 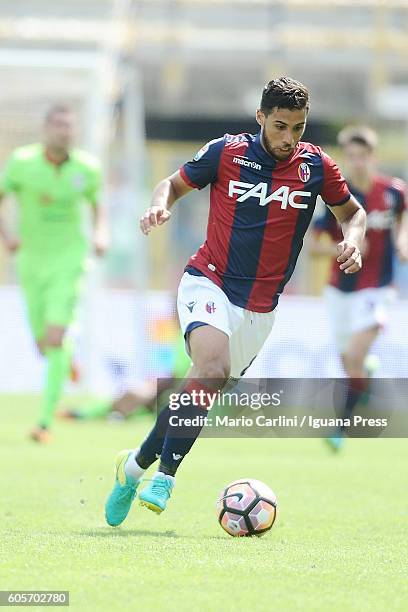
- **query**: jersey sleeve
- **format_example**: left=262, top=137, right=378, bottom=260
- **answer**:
left=320, top=151, right=351, bottom=206
left=389, top=179, right=407, bottom=216
left=179, top=137, right=225, bottom=190
left=0, top=151, right=22, bottom=194
left=84, top=162, right=102, bottom=206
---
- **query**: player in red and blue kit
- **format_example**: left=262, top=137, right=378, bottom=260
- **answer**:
left=310, top=126, right=408, bottom=450
left=105, top=77, right=367, bottom=525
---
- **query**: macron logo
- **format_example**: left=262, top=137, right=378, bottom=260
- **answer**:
left=228, top=180, right=311, bottom=209
left=232, top=156, right=261, bottom=171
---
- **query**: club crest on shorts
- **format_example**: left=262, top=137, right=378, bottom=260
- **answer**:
left=298, top=162, right=311, bottom=183
left=205, top=301, right=216, bottom=314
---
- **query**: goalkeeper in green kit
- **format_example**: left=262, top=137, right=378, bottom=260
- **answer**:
left=0, top=105, right=107, bottom=443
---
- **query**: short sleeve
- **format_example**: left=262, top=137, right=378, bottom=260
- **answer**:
left=180, top=137, right=225, bottom=190
left=84, top=162, right=102, bottom=206
left=0, top=152, right=22, bottom=194
left=320, top=151, right=350, bottom=207
left=388, top=179, right=407, bottom=216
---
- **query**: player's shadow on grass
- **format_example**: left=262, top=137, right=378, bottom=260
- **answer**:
left=79, top=529, right=181, bottom=539
left=77, top=527, right=241, bottom=542
left=79, top=529, right=227, bottom=541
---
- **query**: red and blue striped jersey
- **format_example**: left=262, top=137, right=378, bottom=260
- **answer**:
left=314, top=174, right=407, bottom=292
left=180, top=131, right=350, bottom=312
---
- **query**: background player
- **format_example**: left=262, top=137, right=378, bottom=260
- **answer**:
left=104, top=77, right=366, bottom=526
left=58, top=330, right=190, bottom=421
left=0, top=104, right=107, bottom=443
left=310, top=126, right=408, bottom=449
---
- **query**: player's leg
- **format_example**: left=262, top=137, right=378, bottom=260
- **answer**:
left=330, top=288, right=389, bottom=449
left=105, top=273, right=233, bottom=525
left=110, top=383, right=158, bottom=418
left=137, top=324, right=230, bottom=512
left=105, top=325, right=230, bottom=525
left=32, top=263, right=83, bottom=439
left=137, top=307, right=276, bottom=513
left=323, top=286, right=352, bottom=451
left=340, top=325, right=380, bottom=424
left=35, top=324, right=72, bottom=430
left=16, top=264, right=52, bottom=442
left=58, top=398, right=113, bottom=421
left=228, top=309, right=276, bottom=379
left=58, top=384, right=157, bottom=421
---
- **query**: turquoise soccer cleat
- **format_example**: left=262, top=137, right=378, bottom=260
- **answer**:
left=139, top=472, right=175, bottom=514
left=325, top=435, right=344, bottom=453
left=105, top=449, right=140, bottom=526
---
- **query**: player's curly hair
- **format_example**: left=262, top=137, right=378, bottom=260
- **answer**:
left=337, top=125, right=378, bottom=151
left=260, top=77, right=310, bottom=115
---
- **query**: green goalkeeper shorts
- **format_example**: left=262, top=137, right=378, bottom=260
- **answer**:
left=17, top=252, right=86, bottom=340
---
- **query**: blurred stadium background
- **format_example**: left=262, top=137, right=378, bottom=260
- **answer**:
left=1, top=0, right=408, bottom=396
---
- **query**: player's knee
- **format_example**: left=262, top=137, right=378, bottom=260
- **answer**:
left=45, top=327, right=65, bottom=348
left=343, top=353, right=365, bottom=378
left=196, top=360, right=230, bottom=382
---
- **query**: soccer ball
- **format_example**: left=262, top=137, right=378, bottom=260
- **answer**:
left=216, top=478, right=277, bottom=537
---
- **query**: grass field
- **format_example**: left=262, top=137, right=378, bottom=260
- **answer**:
left=1, top=395, right=407, bottom=611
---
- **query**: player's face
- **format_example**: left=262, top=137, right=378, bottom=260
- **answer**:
left=45, top=112, right=75, bottom=152
left=342, top=142, right=374, bottom=175
left=256, top=107, right=307, bottom=161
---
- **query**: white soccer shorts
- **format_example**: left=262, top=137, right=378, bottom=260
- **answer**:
left=324, top=285, right=395, bottom=353
left=177, top=272, right=276, bottom=379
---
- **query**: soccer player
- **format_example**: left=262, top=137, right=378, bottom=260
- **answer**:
left=105, top=77, right=366, bottom=526
left=58, top=330, right=191, bottom=421
left=0, top=104, right=107, bottom=443
left=310, top=126, right=408, bottom=450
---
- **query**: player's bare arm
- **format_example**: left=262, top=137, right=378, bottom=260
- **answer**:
left=394, top=209, right=408, bottom=262
left=0, top=191, right=20, bottom=253
left=91, top=203, right=109, bottom=256
left=140, top=170, right=194, bottom=235
left=329, top=196, right=366, bottom=274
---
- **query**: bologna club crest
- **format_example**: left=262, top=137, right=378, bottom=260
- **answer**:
left=298, top=162, right=311, bottom=183
left=206, top=301, right=216, bottom=314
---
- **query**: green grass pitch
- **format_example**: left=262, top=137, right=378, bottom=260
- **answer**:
left=1, top=395, right=407, bottom=611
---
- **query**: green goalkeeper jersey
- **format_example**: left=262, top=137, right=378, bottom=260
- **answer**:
left=0, top=143, right=101, bottom=259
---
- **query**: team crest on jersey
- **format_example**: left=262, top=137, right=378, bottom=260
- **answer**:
left=72, top=174, right=86, bottom=190
left=193, top=143, right=209, bottom=162
left=205, top=301, right=216, bottom=314
left=298, top=162, right=311, bottom=183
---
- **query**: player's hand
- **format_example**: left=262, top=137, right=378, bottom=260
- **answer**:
left=336, top=240, right=362, bottom=274
left=93, top=234, right=109, bottom=257
left=396, top=240, right=408, bottom=263
left=140, top=205, right=171, bottom=235
left=3, top=237, right=20, bottom=253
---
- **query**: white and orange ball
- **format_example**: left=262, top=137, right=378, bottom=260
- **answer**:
left=216, top=478, right=277, bottom=537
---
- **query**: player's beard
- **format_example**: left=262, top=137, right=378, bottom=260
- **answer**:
left=261, top=131, right=294, bottom=161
